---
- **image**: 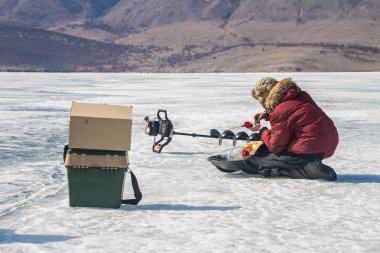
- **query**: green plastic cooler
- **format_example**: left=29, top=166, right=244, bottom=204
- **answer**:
left=65, top=149, right=128, bottom=208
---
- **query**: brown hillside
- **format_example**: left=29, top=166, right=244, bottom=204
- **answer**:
left=1, top=23, right=379, bottom=72
left=0, top=24, right=162, bottom=72
left=0, top=0, right=380, bottom=72
left=168, top=44, right=380, bottom=72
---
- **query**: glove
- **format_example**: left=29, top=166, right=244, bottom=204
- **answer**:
left=253, top=112, right=269, bottom=123
left=248, top=123, right=262, bottom=132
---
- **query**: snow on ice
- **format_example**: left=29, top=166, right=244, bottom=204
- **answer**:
left=0, top=73, right=380, bottom=252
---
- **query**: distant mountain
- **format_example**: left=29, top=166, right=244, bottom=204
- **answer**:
left=0, top=0, right=379, bottom=72
left=100, top=0, right=240, bottom=33
left=0, top=0, right=119, bottom=27
left=1, top=0, right=378, bottom=32
left=0, top=24, right=163, bottom=72
left=100, top=0, right=380, bottom=33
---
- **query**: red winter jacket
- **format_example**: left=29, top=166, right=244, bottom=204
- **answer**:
left=259, top=86, right=338, bottom=159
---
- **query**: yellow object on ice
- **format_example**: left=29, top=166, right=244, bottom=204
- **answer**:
left=243, top=141, right=263, bottom=155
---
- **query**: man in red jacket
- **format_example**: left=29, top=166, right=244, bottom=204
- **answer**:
left=249, top=77, right=338, bottom=181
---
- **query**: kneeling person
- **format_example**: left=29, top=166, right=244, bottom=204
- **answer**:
left=249, top=77, right=338, bottom=181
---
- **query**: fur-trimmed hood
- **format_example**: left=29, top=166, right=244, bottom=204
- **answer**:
left=264, top=78, right=299, bottom=113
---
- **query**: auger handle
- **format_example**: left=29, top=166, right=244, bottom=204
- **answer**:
left=157, top=109, right=168, bottom=120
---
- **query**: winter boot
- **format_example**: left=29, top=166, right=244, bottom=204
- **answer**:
left=259, top=167, right=281, bottom=178
left=304, top=160, right=337, bottom=181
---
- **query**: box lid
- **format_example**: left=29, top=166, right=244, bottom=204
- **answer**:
left=71, top=101, right=132, bottom=119
left=64, top=151, right=129, bottom=168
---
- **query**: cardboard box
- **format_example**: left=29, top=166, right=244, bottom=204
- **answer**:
left=69, top=101, right=133, bottom=151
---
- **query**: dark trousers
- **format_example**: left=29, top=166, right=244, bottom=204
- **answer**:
left=249, top=152, right=319, bottom=179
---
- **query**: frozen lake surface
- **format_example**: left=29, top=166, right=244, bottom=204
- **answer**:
left=0, top=72, right=380, bottom=252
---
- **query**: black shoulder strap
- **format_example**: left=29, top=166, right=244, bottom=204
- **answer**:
left=63, top=145, right=69, bottom=162
left=122, top=168, right=142, bottom=205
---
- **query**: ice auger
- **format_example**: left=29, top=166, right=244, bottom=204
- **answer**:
left=144, top=109, right=260, bottom=153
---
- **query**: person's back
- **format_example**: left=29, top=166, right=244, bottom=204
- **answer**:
left=262, top=78, right=338, bottom=158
